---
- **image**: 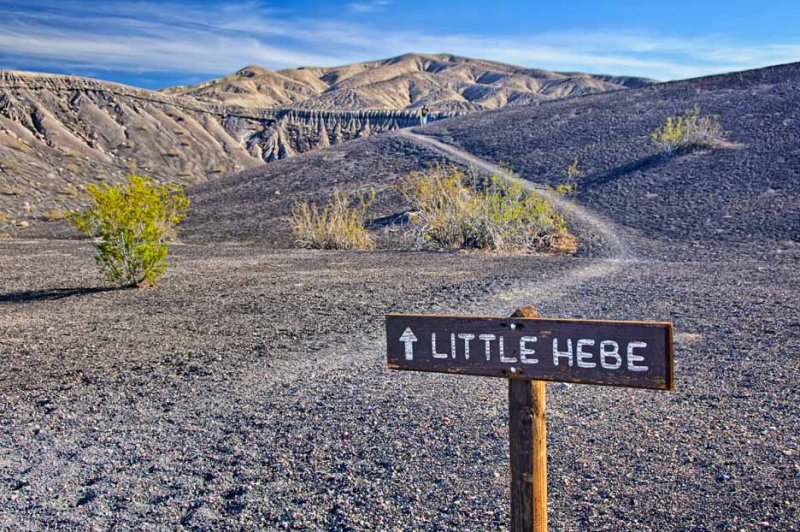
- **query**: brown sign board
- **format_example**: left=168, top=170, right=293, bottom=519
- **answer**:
left=386, top=314, right=674, bottom=390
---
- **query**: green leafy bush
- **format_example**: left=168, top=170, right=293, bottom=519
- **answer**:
left=651, top=105, right=726, bottom=152
left=401, top=165, right=576, bottom=253
left=291, top=189, right=376, bottom=250
left=69, top=175, right=189, bottom=288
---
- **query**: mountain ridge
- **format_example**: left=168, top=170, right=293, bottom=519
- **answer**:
left=165, top=53, right=654, bottom=111
left=0, top=54, right=651, bottom=230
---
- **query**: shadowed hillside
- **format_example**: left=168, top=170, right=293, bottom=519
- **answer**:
left=414, top=62, right=800, bottom=255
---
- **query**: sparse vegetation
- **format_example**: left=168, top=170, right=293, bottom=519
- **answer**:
left=291, top=189, right=376, bottom=250
left=69, top=175, right=189, bottom=288
left=401, top=165, right=575, bottom=253
left=1, top=158, right=19, bottom=173
left=553, top=158, right=583, bottom=196
left=59, top=184, right=80, bottom=198
left=565, top=158, right=583, bottom=180
left=43, top=208, right=67, bottom=221
left=12, top=139, right=32, bottom=153
left=651, top=105, right=727, bottom=152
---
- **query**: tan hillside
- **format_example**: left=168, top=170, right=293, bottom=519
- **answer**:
left=0, top=70, right=451, bottom=227
left=168, top=53, right=653, bottom=111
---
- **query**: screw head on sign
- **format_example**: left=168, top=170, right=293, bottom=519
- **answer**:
left=510, top=367, right=517, bottom=373
left=509, top=323, right=517, bottom=330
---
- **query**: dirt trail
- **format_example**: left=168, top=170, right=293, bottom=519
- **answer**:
left=255, top=130, right=641, bottom=388
left=398, top=129, right=633, bottom=261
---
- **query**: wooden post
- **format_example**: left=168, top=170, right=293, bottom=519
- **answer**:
left=509, top=306, right=548, bottom=532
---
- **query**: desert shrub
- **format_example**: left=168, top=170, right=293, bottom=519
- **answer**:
left=554, top=159, right=583, bottom=196
left=59, top=184, right=80, bottom=198
left=69, top=175, right=189, bottom=288
left=1, top=159, right=19, bottom=172
left=565, top=158, right=583, bottom=180
left=292, top=190, right=376, bottom=250
left=43, top=209, right=67, bottom=221
left=651, top=105, right=726, bottom=152
left=401, top=165, right=574, bottom=253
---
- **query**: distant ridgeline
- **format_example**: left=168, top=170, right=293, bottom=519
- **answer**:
left=0, top=70, right=456, bottom=164
left=0, top=71, right=457, bottom=221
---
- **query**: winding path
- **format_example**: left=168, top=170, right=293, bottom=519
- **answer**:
left=398, top=129, right=634, bottom=261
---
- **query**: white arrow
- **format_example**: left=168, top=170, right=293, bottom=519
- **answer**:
left=399, top=327, right=418, bottom=361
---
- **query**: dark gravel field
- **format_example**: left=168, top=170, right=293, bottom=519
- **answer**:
left=419, top=62, right=800, bottom=258
left=2, top=240, right=798, bottom=530
left=2, top=62, right=799, bottom=530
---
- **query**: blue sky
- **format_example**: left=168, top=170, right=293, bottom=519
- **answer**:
left=1, top=0, right=799, bottom=88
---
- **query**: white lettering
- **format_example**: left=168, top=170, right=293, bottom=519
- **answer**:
left=431, top=333, right=448, bottom=359
left=599, top=340, right=621, bottom=369
left=553, top=338, right=574, bottom=367
left=627, top=341, right=649, bottom=372
left=450, top=333, right=457, bottom=359
left=576, top=339, right=596, bottom=368
left=458, top=333, right=475, bottom=360
left=499, top=336, right=516, bottom=363
left=478, top=334, right=496, bottom=361
left=520, top=336, right=538, bottom=364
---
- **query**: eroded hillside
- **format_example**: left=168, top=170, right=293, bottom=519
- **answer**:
left=0, top=71, right=452, bottom=226
left=168, top=53, right=652, bottom=111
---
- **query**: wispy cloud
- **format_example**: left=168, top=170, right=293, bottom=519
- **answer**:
left=0, top=0, right=798, bottom=84
left=347, top=0, right=392, bottom=13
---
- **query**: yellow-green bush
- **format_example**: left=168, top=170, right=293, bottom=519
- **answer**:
left=69, top=175, right=189, bottom=288
left=291, top=190, right=375, bottom=250
left=651, top=105, right=726, bottom=152
left=401, top=165, right=574, bottom=253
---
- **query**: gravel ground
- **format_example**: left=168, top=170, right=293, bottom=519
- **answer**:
left=2, top=242, right=799, bottom=530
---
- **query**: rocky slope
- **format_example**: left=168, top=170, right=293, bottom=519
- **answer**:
left=178, top=62, right=799, bottom=261
left=0, top=71, right=452, bottom=227
left=417, top=61, right=800, bottom=256
left=167, top=53, right=652, bottom=111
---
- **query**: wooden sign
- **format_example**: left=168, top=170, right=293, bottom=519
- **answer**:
left=386, top=307, right=675, bottom=532
left=386, top=313, right=674, bottom=390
